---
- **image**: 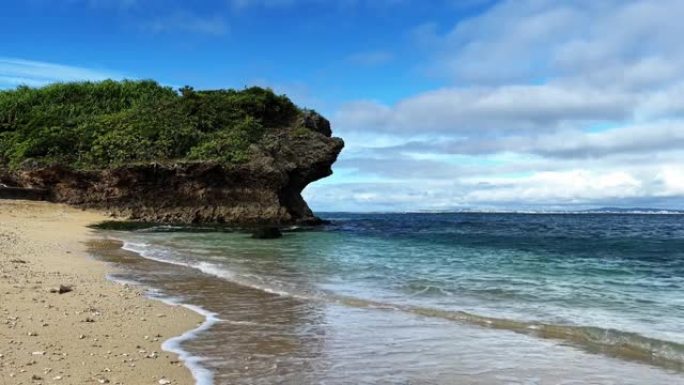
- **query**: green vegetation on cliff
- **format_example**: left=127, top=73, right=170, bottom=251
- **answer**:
left=0, top=80, right=305, bottom=169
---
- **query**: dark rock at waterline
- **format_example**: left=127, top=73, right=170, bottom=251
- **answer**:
left=251, top=227, right=283, bottom=239
left=0, top=185, right=48, bottom=201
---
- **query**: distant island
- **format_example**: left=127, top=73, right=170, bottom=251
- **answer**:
left=414, top=208, right=684, bottom=215
left=0, top=80, right=344, bottom=224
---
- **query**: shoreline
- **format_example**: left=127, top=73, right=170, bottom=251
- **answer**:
left=100, top=221, right=684, bottom=375
left=0, top=200, right=203, bottom=385
left=91, top=239, right=218, bottom=385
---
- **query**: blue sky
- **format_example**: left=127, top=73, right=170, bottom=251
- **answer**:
left=2, top=0, right=684, bottom=211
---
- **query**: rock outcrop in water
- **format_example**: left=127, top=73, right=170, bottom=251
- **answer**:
left=0, top=112, right=343, bottom=225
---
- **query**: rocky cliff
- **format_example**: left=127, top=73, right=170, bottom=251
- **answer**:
left=0, top=113, right=343, bottom=225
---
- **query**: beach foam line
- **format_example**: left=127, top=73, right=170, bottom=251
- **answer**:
left=157, top=298, right=218, bottom=385
left=122, top=241, right=312, bottom=300
left=328, top=294, right=684, bottom=372
left=401, top=304, right=684, bottom=372
left=120, top=240, right=684, bottom=373
left=106, top=258, right=218, bottom=385
left=121, top=241, right=194, bottom=268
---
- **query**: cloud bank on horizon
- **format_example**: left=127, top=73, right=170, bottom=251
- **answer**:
left=2, top=0, right=683, bottom=211
left=317, top=0, right=684, bottom=211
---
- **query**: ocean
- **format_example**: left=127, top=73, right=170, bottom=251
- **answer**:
left=95, top=213, right=684, bottom=385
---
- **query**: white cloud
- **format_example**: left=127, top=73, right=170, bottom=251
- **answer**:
left=0, top=58, right=122, bottom=88
left=144, top=13, right=229, bottom=36
left=325, top=0, right=684, bottom=210
left=305, top=181, right=467, bottom=212
left=346, top=51, right=395, bottom=67
left=309, top=160, right=684, bottom=211
left=658, top=167, right=684, bottom=197
left=463, top=169, right=644, bottom=204
left=378, top=120, right=684, bottom=159
left=523, top=122, right=684, bottom=159
left=337, top=84, right=634, bottom=134
left=424, top=0, right=684, bottom=88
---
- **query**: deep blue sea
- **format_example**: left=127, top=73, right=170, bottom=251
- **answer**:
left=103, top=213, right=684, bottom=385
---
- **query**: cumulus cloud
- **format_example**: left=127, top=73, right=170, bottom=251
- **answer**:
left=463, top=169, right=644, bottom=204
left=337, top=84, right=635, bottom=134
left=325, top=0, right=684, bottom=210
left=337, top=156, right=472, bottom=179
left=423, top=0, right=684, bottom=87
left=462, top=163, right=684, bottom=206
left=307, top=163, right=684, bottom=211
left=369, top=120, right=684, bottom=159
left=305, top=181, right=468, bottom=212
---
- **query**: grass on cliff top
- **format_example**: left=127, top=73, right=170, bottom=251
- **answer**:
left=0, top=80, right=308, bottom=170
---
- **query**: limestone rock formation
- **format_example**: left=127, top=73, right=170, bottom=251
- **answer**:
left=0, top=113, right=343, bottom=225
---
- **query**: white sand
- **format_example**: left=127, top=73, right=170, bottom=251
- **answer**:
left=0, top=201, right=202, bottom=385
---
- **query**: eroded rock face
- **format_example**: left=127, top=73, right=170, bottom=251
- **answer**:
left=0, top=115, right=344, bottom=225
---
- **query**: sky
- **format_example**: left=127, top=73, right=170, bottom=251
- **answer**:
left=2, top=0, right=684, bottom=212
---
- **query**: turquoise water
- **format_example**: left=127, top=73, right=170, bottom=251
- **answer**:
left=109, top=213, right=684, bottom=384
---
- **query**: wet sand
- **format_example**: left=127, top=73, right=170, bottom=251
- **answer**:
left=0, top=201, right=202, bottom=385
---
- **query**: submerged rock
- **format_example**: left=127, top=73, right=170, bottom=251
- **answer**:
left=251, top=227, right=283, bottom=239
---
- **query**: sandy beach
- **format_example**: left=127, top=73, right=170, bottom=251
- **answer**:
left=0, top=200, right=202, bottom=385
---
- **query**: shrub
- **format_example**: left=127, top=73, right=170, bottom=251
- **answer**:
left=188, top=117, right=264, bottom=164
left=0, top=80, right=304, bottom=169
